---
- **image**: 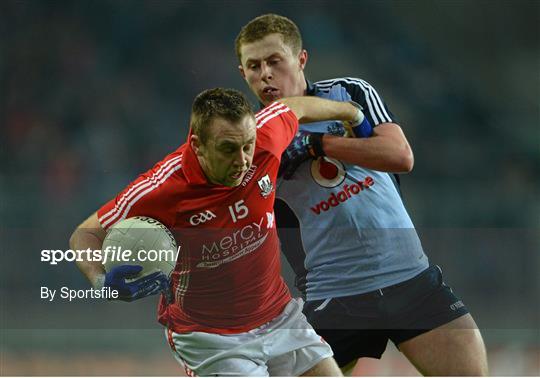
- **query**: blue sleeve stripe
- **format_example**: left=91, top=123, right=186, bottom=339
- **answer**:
left=315, top=77, right=394, bottom=125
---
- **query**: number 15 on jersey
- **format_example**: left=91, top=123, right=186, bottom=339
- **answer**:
left=228, top=200, right=248, bottom=223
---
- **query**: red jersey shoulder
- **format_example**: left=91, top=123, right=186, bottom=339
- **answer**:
left=97, top=146, right=186, bottom=230
left=255, top=102, right=298, bottom=158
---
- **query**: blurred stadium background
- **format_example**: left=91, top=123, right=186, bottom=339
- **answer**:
left=1, top=0, right=539, bottom=375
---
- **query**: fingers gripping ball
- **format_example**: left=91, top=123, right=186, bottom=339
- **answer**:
left=101, top=216, right=178, bottom=301
left=104, top=265, right=169, bottom=302
left=102, top=216, right=178, bottom=278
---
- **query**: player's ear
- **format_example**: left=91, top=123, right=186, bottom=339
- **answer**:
left=238, top=64, right=246, bottom=80
left=190, top=134, right=202, bottom=155
left=298, top=49, right=308, bottom=70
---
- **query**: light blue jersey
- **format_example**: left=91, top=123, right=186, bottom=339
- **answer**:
left=276, top=78, right=429, bottom=301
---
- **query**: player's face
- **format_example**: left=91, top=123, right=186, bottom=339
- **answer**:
left=239, top=33, right=307, bottom=106
left=193, top=115, right=256, bottom=187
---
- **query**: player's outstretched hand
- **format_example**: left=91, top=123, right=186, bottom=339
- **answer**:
left=279, top=84, right=374, bottom=180
left=102, top=265, right=169, bottom=302
left=279, top=130, right=325, bottom=180
left=344, top=101, right=373, bottom=138
left=321, top=83, right=373, bottom=138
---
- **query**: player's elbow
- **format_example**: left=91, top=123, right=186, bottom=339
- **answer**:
left=69, top=212, right=106, bottom=251
left=396, top=146, right=414, bottom=173
left=69, top=225, right=85, bottom=252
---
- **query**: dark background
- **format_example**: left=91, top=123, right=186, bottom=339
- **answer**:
left=1, top=0, right=539, bottom=375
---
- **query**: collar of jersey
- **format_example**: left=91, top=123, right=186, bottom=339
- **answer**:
left=306, top=79, right=317, bottom=95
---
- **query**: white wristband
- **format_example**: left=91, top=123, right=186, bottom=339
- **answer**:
left=346, top=101, right=365, bottom=127
left=351, top=108, right=365, bottom=127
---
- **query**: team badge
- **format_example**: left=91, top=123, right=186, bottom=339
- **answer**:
left=257, top=174, right=274, bottom=198
left=326, top=121, right=346, bottom=136
left=310, top=157, right=346, bottom=188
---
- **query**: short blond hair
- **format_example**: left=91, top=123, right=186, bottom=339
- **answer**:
left=235, top=14, right=303, bottom=62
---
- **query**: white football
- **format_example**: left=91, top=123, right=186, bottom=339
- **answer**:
left=102, top=216, right=177, bottom=280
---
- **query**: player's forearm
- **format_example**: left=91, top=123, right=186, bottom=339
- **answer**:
left=70, top=230, right=106, bottom=287
left=322, top=123, right=414, bottom=173
left=69, top=212, right=107, bottom=287
left=280, top=97, right=357, bottom=124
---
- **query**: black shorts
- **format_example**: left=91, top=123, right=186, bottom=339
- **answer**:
left=303, top=265, right=469, bottom=367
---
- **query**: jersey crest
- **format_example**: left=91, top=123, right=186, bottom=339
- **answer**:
left=257, top=174, right=274, bottom=198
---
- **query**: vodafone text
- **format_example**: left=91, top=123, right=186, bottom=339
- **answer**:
left=41, top=245, right=181, bottom=265
left=311, top=176, right=374, bottom=215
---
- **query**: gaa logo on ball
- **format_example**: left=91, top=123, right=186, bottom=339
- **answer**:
left=310, top=157, right=346, bottom=188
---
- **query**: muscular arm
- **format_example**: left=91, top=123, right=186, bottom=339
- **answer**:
left=279, top=96, right=358, bottom=124
left=322, top=122, right=414, bottom=173
left=278, top=95, right=412, bottom=173
left=69, top=212, right=107, bottom=287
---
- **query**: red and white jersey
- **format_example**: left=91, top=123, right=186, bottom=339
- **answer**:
left=97, top=102, right=298, bottom=334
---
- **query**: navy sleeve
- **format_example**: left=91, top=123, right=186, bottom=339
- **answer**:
left=315, top=77, right=398, bottom=127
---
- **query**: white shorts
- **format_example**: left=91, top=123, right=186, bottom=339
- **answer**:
left=165, top=298, right=333, bottom=376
